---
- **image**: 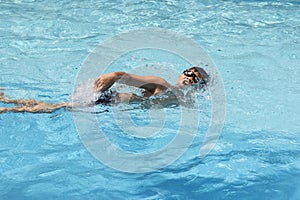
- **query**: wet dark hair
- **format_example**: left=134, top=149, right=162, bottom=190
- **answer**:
left=189, top=66, right=209, bottom=85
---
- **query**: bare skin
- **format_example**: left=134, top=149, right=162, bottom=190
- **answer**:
left=94, top=67, right=208, bottom=101
left=0, top=67, right=208, bottom=113
left=0, top=92, right=72, bottom=113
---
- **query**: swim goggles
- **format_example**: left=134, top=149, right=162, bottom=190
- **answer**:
left=183, top=69, right=204, bottom=84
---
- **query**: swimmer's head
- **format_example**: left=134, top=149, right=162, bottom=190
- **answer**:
left=176, top=66, right=209, bottom=88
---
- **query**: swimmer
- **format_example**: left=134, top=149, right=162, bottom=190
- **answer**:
left=0, top=67, right=209, bottom=113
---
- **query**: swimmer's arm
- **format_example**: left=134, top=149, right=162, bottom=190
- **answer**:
left=95, top=72, right=171, bottom=93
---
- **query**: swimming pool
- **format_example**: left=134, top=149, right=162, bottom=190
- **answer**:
left=0, top=0, right=299, bottom=199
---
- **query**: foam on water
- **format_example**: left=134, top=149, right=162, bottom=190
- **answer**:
left=70, top=78, right=96, bottom=105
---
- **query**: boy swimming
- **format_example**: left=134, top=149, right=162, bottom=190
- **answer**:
left=0, top=67, right=209, bottom=113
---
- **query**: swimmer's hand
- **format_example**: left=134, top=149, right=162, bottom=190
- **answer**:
left=94, top=72, right=121, bottom=92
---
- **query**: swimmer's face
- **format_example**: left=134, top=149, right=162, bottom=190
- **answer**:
left=176, top=68, right=202, bottom=87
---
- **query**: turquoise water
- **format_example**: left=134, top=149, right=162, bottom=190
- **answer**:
left=1, top=0, right=300, bottom=199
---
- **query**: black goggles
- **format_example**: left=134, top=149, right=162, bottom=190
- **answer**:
left=183, top=70, right=204, bottom=84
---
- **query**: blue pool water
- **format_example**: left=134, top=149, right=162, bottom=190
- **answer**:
left=0, top=0, right=300, bottom=199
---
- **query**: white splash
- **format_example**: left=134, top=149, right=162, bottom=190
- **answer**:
left=70, top=79, right=96, bottom=105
